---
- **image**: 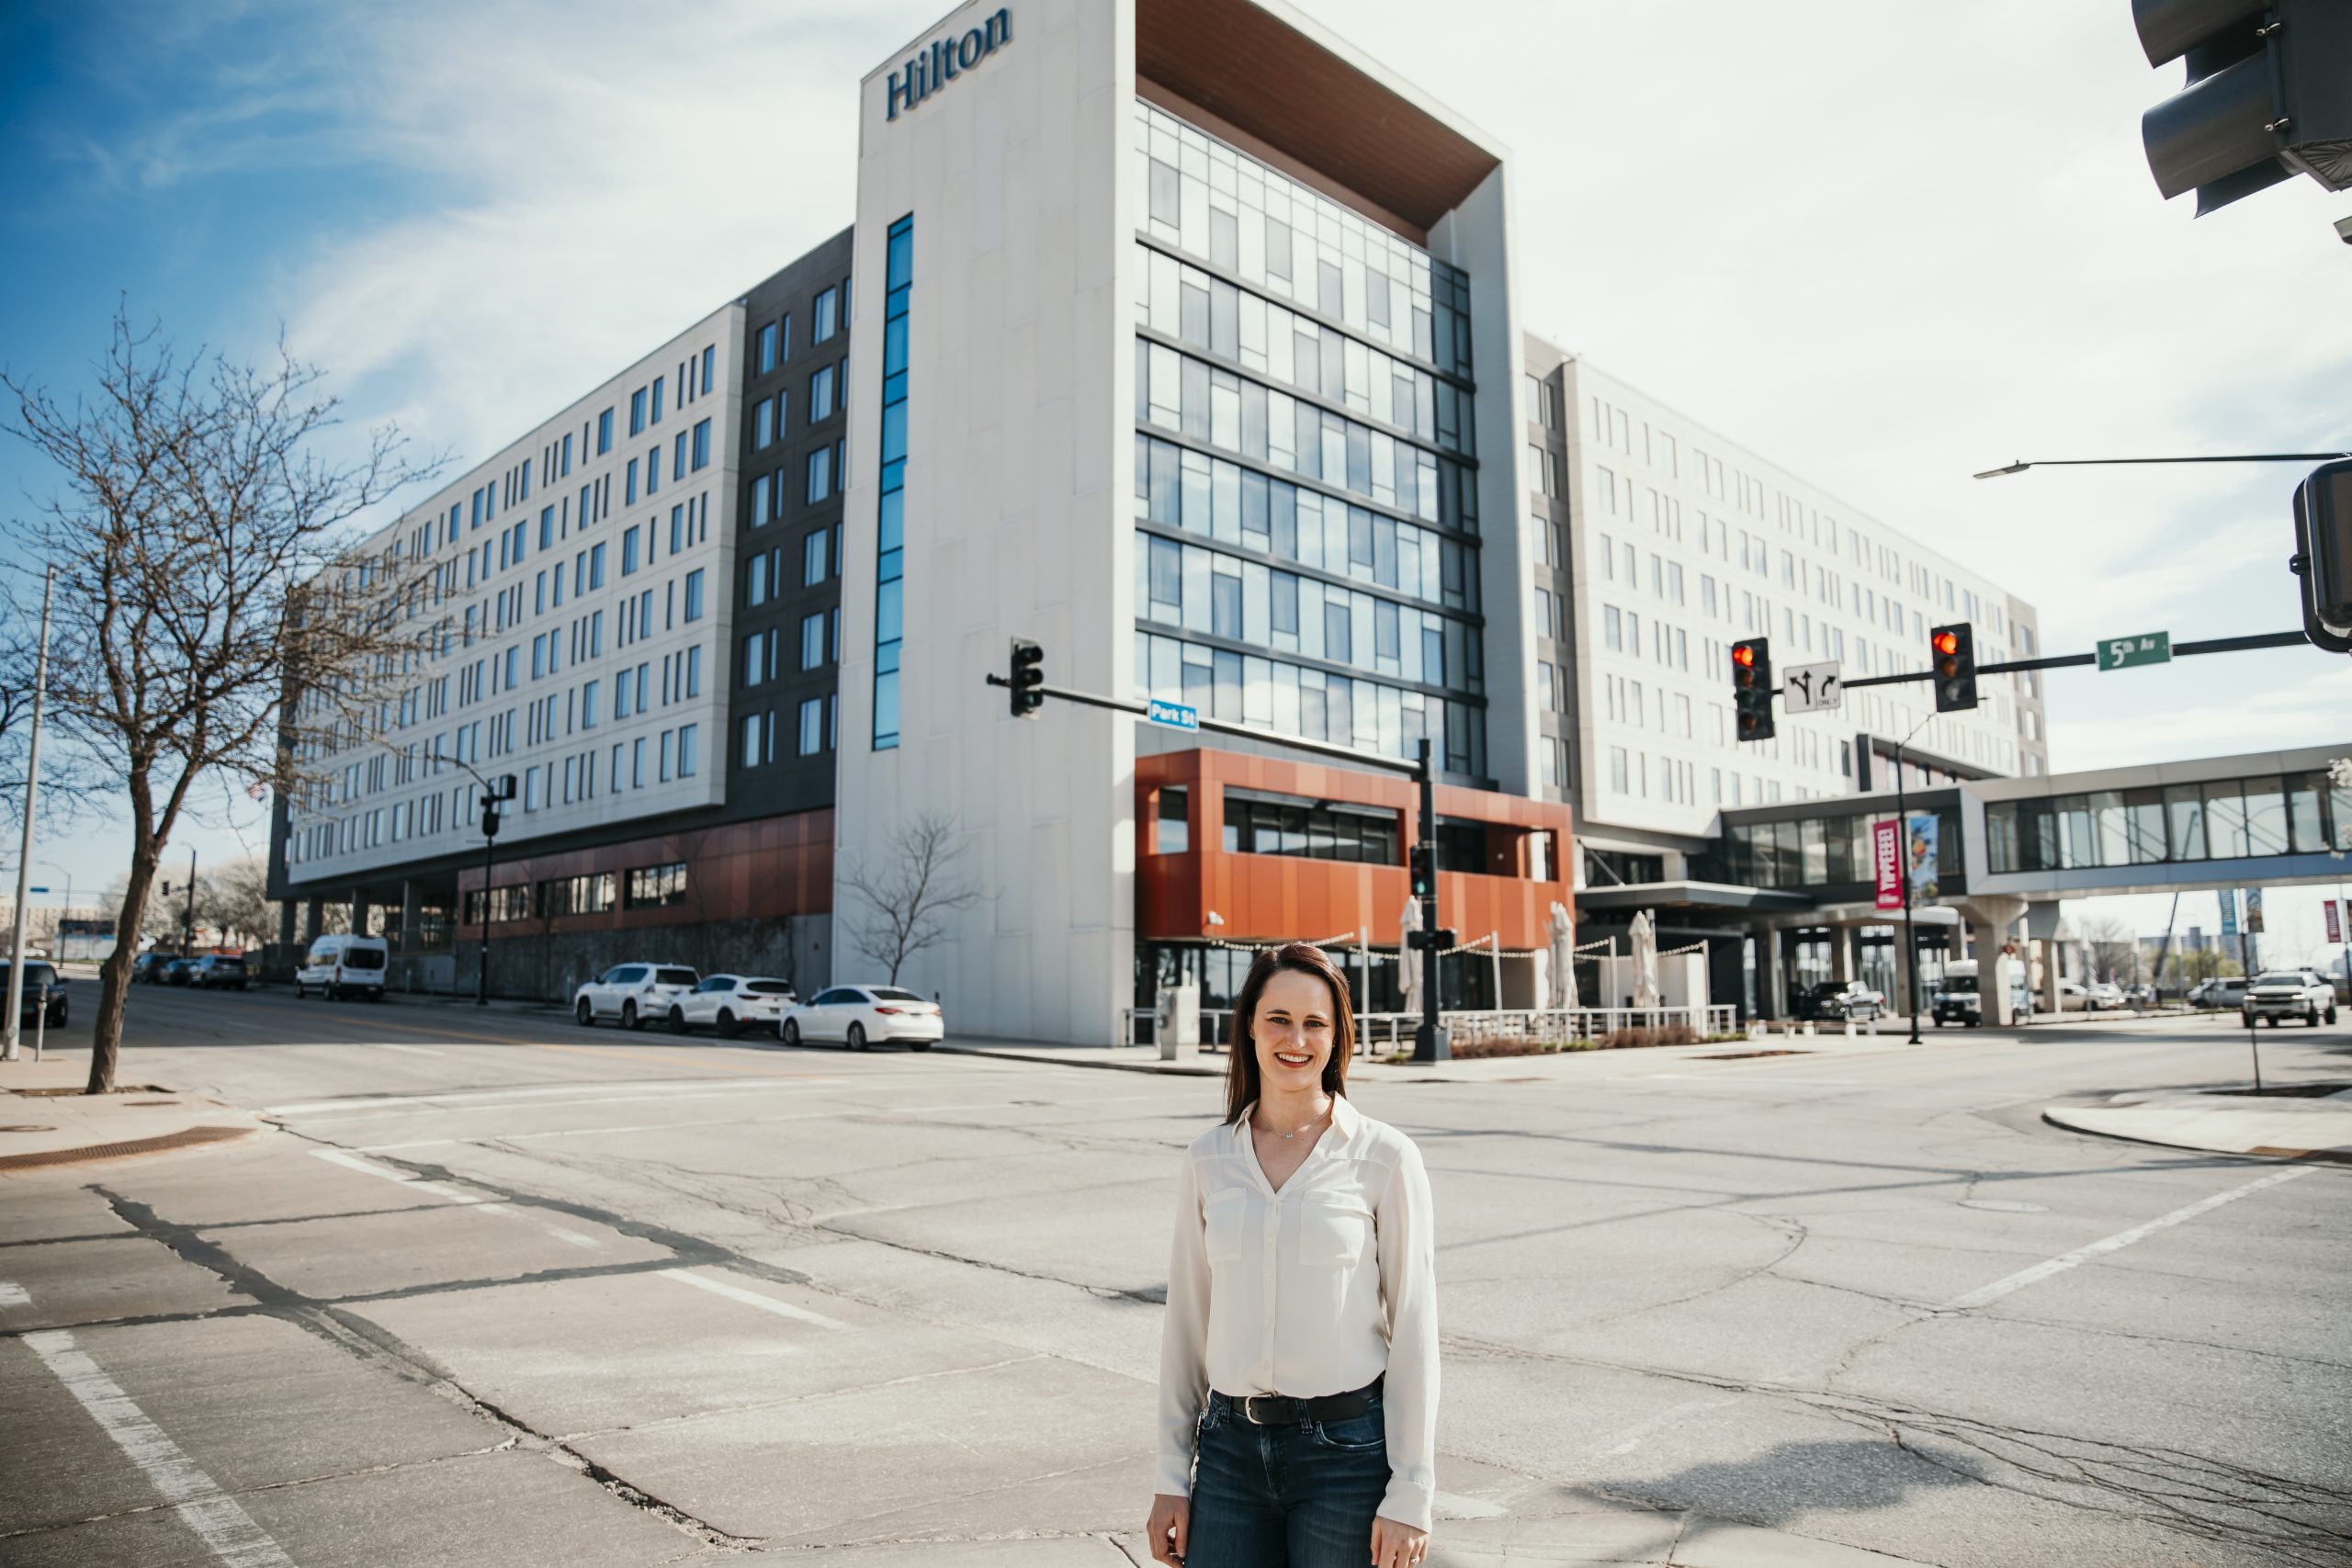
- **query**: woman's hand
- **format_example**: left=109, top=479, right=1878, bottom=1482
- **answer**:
left=1371, top=1513, right=1429, bottom=1567
left=1148, top=1493, right=1190, bottom=1565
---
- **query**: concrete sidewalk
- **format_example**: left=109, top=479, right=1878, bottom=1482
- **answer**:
left=0, top=1049, right=266, bottom=1174
left=939, top=1027, right=1933, bottom=1086
left=2045, top=1085, right=2352, bottom=1162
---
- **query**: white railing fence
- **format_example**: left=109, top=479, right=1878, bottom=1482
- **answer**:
left=1119, top=1003, right=1740, bottom=1053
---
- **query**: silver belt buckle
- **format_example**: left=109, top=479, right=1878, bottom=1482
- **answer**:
left=1242, top=1394, right=1276, bottom=1425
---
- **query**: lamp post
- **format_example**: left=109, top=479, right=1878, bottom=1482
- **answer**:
left=467, top=773, right=517, bottom=1006
left=1973, top=452, right=2349, bottom=479
left=1888, top=710, right=1938, bottom=1046
left=3, top=565, right=53, bottom=1063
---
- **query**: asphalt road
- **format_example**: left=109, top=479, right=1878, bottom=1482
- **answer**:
left=3, top=985, right=2347, bottom=1567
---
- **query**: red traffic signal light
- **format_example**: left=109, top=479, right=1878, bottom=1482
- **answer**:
left=1932, top=629, right=1959, bottom=658
left=1731, top=643, right=1755, bottom=669
left=1929, top=622, right=1978, bottom=713
left=1729, top=637, right=1774, bottom=740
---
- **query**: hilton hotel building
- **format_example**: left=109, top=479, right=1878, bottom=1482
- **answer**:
left=273, top=0, right=2041, bottom=1038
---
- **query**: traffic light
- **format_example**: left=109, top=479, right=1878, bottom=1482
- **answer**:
left=480, top=802, right=501, bottom=838
left=1409, top=841, right=1435, bottom=900
left=2135, top=0, right=2352, bottom=217
left=1730, top=637, right=1774, bottom=742
left=1007, top=638, right=1045, bottom=717
left=1930, top=623, right=1978, bottom=713
left=2292, top=457, right=2352, bottom=654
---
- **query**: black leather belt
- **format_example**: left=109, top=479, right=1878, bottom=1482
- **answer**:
left=1216, top=1375, right=1383, bottom=1426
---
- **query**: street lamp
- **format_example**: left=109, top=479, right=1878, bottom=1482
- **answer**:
left=1973, top=451, right=2349, bottom=480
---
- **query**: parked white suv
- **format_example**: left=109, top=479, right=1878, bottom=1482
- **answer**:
left=666, top=975, right=795, bottom=1038
left=574, top=964, right=699, bottom=1030
left=2241, top=971, right=2338, bottom=1029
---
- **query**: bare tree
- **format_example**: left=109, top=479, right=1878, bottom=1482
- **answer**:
left=2076, top=913, right=2139, bottom=986
left=839, top=812, right=981, bottom=987
left=196, top=856, right=277, bottom=949
left=3, top=307, right=443, bottom=1092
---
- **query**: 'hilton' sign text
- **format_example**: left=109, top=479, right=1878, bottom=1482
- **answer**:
left=888, top=8, right=1012, bottom=119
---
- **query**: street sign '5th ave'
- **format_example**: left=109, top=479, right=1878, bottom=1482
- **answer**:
left=2098, top=631, right=2170, bottom=671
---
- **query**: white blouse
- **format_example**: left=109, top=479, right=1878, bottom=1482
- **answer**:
left=1155, top=1094, right=1441, bottom=1531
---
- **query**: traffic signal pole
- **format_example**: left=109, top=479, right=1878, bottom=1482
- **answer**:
left=986, top=662, right=1451, bottom=1060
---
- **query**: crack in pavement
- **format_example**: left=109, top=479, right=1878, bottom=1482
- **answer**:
left=62, top=1184, right=768, bottom=1552
left=1441, top=1327, right=2352, bottom=1564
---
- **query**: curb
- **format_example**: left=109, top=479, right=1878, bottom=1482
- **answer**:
left=0, top=1123, right=257, bottom=1173
left=933, top=1043, right=1223, bottom=1077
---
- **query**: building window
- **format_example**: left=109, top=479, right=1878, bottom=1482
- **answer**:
left=630, top=389, right=647, bottom=436
left=1218, top=786, right=1399, bottom=865
left=803, top=528, right=827, bottom=586
left=627, top=863, right=688, bottom=908
left=806, top=445, right=833, bottom=502
left=814, top=285, right=839, bottom=343
left=753, top=401, right=774, bottom=451
left=691, top=418, right=711, bottom=471
left=1155, top=786, right=1190, bottom=853
left=678, top=722, right=699, bottom=777
left=810, top=364, right=836, bottom=423
left=799, top=696, right=824, bottom=755
left=597, top=409, right=614, bottom=454
left=684, top=570, right=706, bottom=622
left=873, top=219, right=910, bottom=750
left=757, top=322, right=778, bottom=374
left=801, top=612, right=826, bottom=671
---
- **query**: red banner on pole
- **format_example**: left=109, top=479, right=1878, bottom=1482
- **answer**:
left=1873, top=819, right=1903, bottom=911
left=2328, top=899, right=2344, bottom=944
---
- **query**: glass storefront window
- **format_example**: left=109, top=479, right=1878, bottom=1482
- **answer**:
left=2286, top=773, right=2325, bottom=852
left=2124, top=787, right=2167, bottom=863
left=2166, top=784, right=2206, bottom=859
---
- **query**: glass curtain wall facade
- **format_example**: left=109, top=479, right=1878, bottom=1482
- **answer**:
left=1127, top=99, right=1488, bottom=779
left=1984, top=771, right=2350, bottom=873
left=872, top=216, right=912, bottom=750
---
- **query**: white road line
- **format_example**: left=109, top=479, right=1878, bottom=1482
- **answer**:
left=657, top=1267, right=852, bottom=1330
left=352, top=1140, right=460, bottom=1154
left=378, top=1043, right=442, bottom=1056
left=1940, top=1166, right=2315, bottom=1312
left=1634, top=1073, right=1863, bottom=1086
left=18, top=1319, right=299, bottom=1567
left=266, top=1077, right=836, bottom=1115
left=0, top=1281, right=29, bottom=1307
left=306, top=1149, right=599, bottom=1249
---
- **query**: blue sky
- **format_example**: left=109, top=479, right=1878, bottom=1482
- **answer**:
left=2, top=0, right=2346, bottom=961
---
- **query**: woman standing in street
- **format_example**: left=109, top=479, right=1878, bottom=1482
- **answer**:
left=1148, top=942, right=1440, bottom=1568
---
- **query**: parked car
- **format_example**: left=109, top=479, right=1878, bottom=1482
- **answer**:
left=665, top=975, right=796, bottom=1038
left=2198, top=976, right=2250, bottom=1012
left=2122, top=984, right=2158, bottom=1008
left=2241, top=971, right=2337, bottom=1029
left=0, top=962, right=69, bottom=1027
left=574, top=964, right=699, bottom=1030
left=2086, top=981, right=2125, bottom=1010
left=781, top=984, right=944, bottom=1051
left=188, top=954, right=250, bottom=991
left=295, top=934, right=389, bottom=1001
left=162, top=957, right=198, bottom=987
left=1792, top=979, right=1885, bottom=1022
left=130, top=953, right=176, bottom=984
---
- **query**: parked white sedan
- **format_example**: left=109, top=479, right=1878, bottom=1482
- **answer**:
left=666, top=975, right=796, bottom=1037
left=781, top=985, right=945, bottom=1051
left=573, top=964, right=700, bottom=1031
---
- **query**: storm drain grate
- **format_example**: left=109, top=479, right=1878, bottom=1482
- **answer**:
left=0, top=1125, right=251, bottom=1171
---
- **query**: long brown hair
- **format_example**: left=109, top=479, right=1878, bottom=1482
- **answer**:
left=1224, top=942, right=1355, bottom=1124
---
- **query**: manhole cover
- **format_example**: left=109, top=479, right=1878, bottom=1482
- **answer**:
left=1961, top=1199, right=2048, bottom=1213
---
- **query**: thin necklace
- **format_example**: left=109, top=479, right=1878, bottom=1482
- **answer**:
left=1257, top=1099, right=1330, bottom=1140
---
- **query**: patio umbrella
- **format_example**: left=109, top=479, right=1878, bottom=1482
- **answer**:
left=1632, top=909, right=1662, bottom=1009
left=1398, top=897, right=1424, bottom=1021
left=1548, top=899, right=1577, bottom=1010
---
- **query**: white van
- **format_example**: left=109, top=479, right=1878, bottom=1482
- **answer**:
left=297, top=934, right=390, bottom=1001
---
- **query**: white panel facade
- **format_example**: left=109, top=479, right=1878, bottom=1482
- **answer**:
left=285, top=307, right=745, bottom=889
left=837, top=0, right=1137, bottom=1042
left=1554, top=354, right=2048, bottom=849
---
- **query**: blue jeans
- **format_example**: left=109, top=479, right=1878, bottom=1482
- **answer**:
left=1187, top=1389, right=1391, bottom=1567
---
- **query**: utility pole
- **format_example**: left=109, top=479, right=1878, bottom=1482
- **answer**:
left=180, top=847, right=198, bottom=956
left=1894, top=741, right=1921, bottom=1044
left=473, top=774, right=516, bottom=1005
left=1409, top=738, right=1453, bottom=1064
left=5, top=565, right=55, bottom=1063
